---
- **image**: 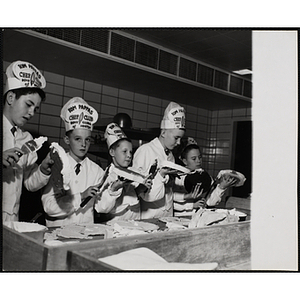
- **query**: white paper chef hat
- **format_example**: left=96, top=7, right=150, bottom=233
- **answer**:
left=104, top=122, right=128, bottom=148
left=60, top=97, right=98, bottom=132
left=160, top=102, right=186, bottom=130
left=4, top=60, right=46, bottom=94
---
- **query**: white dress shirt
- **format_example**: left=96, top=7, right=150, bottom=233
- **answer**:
left=2, top=115, right=50, bottom=222
left=41, top=153, right=104, bottom=227
left=132, top=137, right=172, bottom=219
left=95, top=164, right=140, bottom=221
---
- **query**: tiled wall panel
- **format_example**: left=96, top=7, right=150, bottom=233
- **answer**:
left=44, top=94, right=63, bottom=106
left=133, top=110, right=148, bottom=122
left=40, top=103, right=62, bottom=116
left=148, top=96, right=162, bottom=107
left=3, top=60, right=251, bottom=179
left=102, top=94, right=118, bottom=106
left=147, top=104, right=161, bottom=116
left=44, top=82, right=64, bottom=96
left=39, top=115, right=61, bottom=127
left=28, top=115, right=40, bottom=125
left=64, top=86, right=83, bottom=98
left=100, top=104, right=118, bottom=116
left=116, top=108, right=133, bottom=118
left=65, top=76, right=84, bottom=89
left=233, top=108, right=247, bottom=117
left=119, top=89, right=134, bottom=100
left=134, top=93, right=148, bottom=103
left=23, top=123, right=39, bottom=135
left=217, top=124, right=231, bottom=133
left=39, top=125, right=61, bottom=138
left=134, top=102, right=148, bottom=112
left=119, top=98, right=134, bottom=110
left=84, top=81, right=102, bottom=93
left=133, top=120, right=147, bottom=130
left=102, top=85, right=118, bottom=97
left=146, top=113, right=162, bottom=125
left=187, top=113, right=197, bottom=123
left=83, top=91, right=101, bottom=103
left=44, top=71, right=64, bottom=84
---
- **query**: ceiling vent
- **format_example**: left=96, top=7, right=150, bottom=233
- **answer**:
left=61, top=29, right=81, bottom=45
left=110, top=32, right=135, bottom=62
left=31, top=28, right=109, bottom=54
left=197, top=64, right=214, bottom=86
left=46, top=28, right=64, bottom=40
left=29, top=29, right=251, bottom=99
left=81, top=30, right=109, bottom=53
left=179, top=58, right=197, bottom=81
left=135, top=41, right=158, bottom=69
left=214, top=70, right=228, bottom=91
left=229, top=75, right=243, bottom=95
left=158, top=50, right=178, bottom=75
left=243, top=80, right=252, bottom=98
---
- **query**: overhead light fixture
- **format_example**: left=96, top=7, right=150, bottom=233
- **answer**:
left=233, top=69, right=252, bottom=75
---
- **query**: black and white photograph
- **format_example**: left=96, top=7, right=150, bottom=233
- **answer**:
left=1, top=5, right=298, bottom=297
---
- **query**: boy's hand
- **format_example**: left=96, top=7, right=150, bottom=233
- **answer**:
left=111, top=177, right=129, bottom=192
left=193, top=198, right=206, bottom=209
left=184, top=182, right=204, bottom=200
left=219, top=175, right=237, bottom=189
left=40, top=152, right=54, bottom=175
left=80, top=185, right=99, bottom=202
left=2, top=147, right=23, bottom=167
left=135, top=174, right=153, bottom=195
left=159, top=167, right=179, bottom=178
left=142, top=174, right=153, bottom=190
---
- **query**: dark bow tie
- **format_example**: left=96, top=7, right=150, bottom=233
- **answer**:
left=164, top=148, right=171, bottom=156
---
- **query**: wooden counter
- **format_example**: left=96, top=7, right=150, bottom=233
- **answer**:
left=68, top=220, right=251, bottom=271
left=3, top=225, right=106, bottom=271
left=3, top=220, right=251, bottom=271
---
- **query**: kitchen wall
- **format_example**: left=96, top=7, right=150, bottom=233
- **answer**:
left=3, top=60, right=251, bottom=179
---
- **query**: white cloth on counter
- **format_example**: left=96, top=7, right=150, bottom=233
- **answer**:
left=2, top=115, right=50, bottom=221
left=188, top=208, right=240, bottom=228
left=41, top=153, right=106, bottom=227
left=43, top=223, right=113, bottom=242
left=132, top=137, right=173, bottom=219
left=106, top=219, right=159, bottom=238
left=3, top=221, right=47, bottom=233
left=98, top=247, right=218, bottom=270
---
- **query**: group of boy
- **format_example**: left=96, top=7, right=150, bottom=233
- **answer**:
left=2, top=60, right=229, bottom=226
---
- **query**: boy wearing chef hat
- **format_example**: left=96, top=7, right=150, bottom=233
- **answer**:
left=42, top=97, right=113, bottom=227
left=2, top=60, right=54, bottom=222
left=132, top=101, right=186, bottom=219
left=93, top=122, right=156, bottom=222
left=173, top=142, right=237, bottom=216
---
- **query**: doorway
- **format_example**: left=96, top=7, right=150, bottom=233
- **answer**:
left=231, top=120, right=252, bottom=198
